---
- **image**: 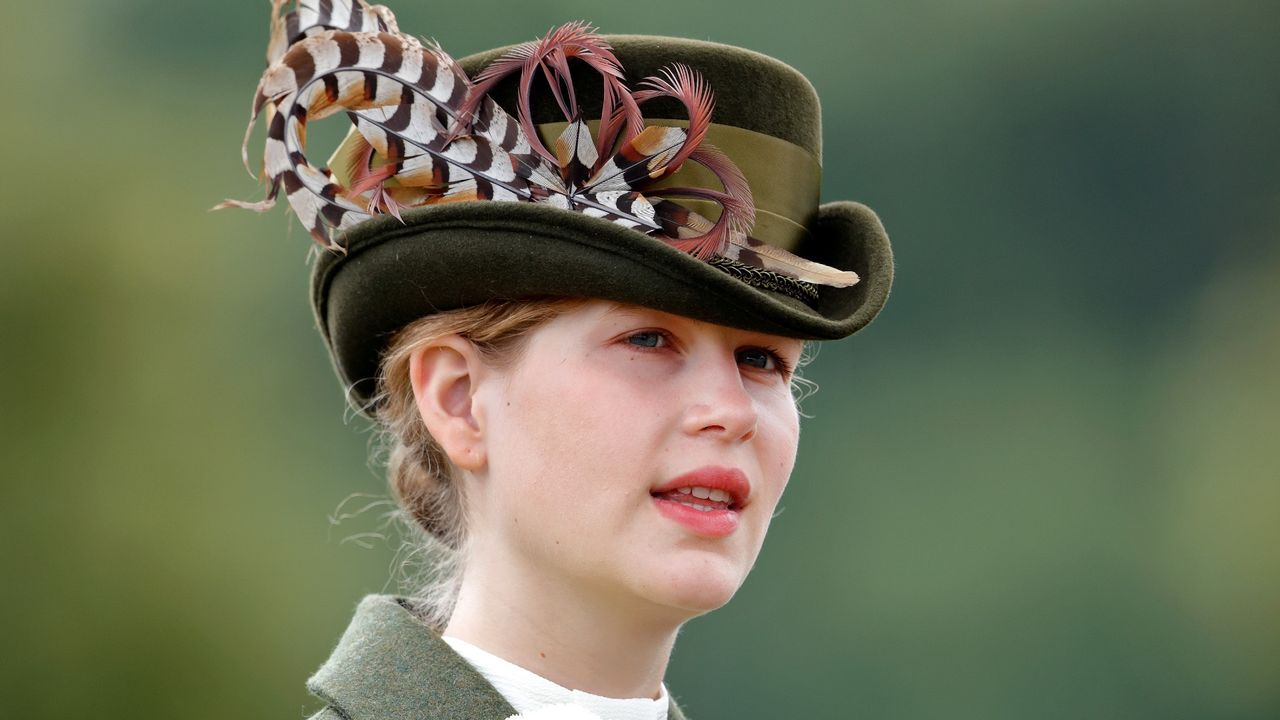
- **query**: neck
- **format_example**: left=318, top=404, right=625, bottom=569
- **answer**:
left=443, top=546, right=683, bottom=699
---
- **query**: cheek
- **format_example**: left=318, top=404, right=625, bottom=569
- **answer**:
left=747, top=399, right=800, bottom=543
left=503, top=349, right=669, bottom=462
left=507, top=367, right=633, bottom=461
left=761, top=395, right=801, bottom=482
left=480, top=363, right=666, bottom=584
left=485, top=361, right=657, bottom=524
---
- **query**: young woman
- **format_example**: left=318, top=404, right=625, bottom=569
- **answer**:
left=225, top=2, right=892, bottom=718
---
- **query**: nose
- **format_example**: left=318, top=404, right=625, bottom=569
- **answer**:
left=680, top=351, right=758, bottom=442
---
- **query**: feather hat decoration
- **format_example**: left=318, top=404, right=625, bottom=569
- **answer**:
left=220, top=0, right=858, bottom=293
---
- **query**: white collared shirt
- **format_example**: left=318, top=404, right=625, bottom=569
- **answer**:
left=442, top=635, right=670, bottom=720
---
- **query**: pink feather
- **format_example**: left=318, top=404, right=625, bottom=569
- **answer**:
left=455, top=22, right=636, bottom=170
left=633, top=64, right=713, bottom=175
left=649, top=144, right=755, bottom=259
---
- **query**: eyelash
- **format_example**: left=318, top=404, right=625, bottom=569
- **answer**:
left=623, top=330, right=794, bottom=378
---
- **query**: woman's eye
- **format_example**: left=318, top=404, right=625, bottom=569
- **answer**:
left=737, top=347, right=777, bottom=371
left=625, top=331, right=667, bottom=349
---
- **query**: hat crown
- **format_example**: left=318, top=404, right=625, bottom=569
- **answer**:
left=459, top=35, right=823, bottom=162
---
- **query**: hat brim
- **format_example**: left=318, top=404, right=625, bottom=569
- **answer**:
left=312, top=198, right=892, bottom=406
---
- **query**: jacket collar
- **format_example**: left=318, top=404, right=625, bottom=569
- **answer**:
left=308, top=595, right=518, bottom=720
left=307, top=595, right=688, bottom=720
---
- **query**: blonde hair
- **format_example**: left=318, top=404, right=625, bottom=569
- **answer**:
left=371, top=297, right=584, bottom=629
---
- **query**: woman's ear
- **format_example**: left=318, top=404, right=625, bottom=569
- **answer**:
left=408, top=335, right=488, bottom=471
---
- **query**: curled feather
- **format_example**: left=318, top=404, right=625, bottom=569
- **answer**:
left=245, top=0, right=397, bottom=176
left=581, top=63, right=714, bottom=194
left=455, top=22, right=639, bottom=169
left=648, top=144, right=755, bottom=259
left=632, top=64, right=713, bottom=176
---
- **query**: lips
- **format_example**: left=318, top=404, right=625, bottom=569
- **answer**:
left=650, top=466, right=751, bottom=538
left=650, top=466, right=751, bottom=509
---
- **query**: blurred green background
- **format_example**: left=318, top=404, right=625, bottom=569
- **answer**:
left=2, top=0, right=1277, bottom=717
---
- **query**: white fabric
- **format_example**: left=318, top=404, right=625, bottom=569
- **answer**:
left=442, top=635, right=670, bottom=720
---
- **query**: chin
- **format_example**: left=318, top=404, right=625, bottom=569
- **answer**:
left=639, top=554, right=747, bottom=617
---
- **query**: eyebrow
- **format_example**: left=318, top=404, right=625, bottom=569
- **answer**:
left=601, top=303, right=666, bottom=323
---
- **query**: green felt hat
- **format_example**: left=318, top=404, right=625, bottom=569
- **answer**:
left=298, top=31, right=893, bottom=407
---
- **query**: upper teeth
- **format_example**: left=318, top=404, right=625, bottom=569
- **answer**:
left=677, top=486, right=733, bottom=503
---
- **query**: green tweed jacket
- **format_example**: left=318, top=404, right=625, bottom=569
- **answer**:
left=305, top=595, right=689, bottom=720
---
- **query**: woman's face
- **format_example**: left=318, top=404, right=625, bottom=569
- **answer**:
left=464, top=300, right=802, bottom=622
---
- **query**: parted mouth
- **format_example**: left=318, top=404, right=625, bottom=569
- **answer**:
left=650, top=466, right=750, bottom=511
